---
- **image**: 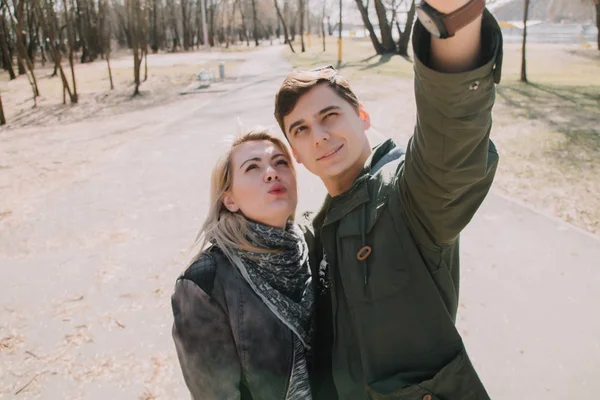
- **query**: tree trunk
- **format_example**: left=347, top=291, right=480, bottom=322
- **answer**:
left=237, top=0, right=249, bottom=46
left=321, top=0, right=326, bottom=51
left=299, top=0, right=305, bottom=52
left=355, top=0, right=384, bottom=54
left=251, top=0, right=259, bottom=46
left=0, top=11, right=16, bottom=79
left=373, top=0, right=395, bottom=52
left=168, top=0, right=180, bottom=50
left=520, top=0, right=529, bottom=83
left=208, top=0, right=215, bottom=46
left=337, top=0, right=341, bottom=64
left=274, top=0, right=294, bottom=52
left=26, top=0, right=37, bottom=67
left=181, top=0, right=189, bottom=50
left=106, top=52, right=114, bottom=89
left=396, top=0, right=416, bottom=56
left=152, top=0, right=158, bottom=51
left=13, top=0, right=26, bottom=75
left=596, top=1, right=599, bottom=51
left=63, top=0, right=78, bottom=102
left=129, top=0, right=142, bottom=95
left=226, top=0, right=234, bottom=48
left=0, top=94, right=5, bottom=125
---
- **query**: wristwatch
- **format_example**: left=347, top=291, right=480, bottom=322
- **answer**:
left=416, top=0, right=486, bottom=39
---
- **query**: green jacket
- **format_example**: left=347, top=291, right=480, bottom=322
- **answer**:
left=303, top=10, right=503, bottom=400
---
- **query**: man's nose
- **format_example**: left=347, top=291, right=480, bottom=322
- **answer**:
left=312, top=125, right=330, bottom=146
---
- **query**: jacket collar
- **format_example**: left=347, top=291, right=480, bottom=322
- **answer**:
left=320, top=139, right=398, bottom=227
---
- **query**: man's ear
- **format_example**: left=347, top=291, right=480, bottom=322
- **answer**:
left=291, top=148, right=303, bottom=165
left=359, top=104, right=371, bottom=131
left=222, top=192, right=239, bottom=213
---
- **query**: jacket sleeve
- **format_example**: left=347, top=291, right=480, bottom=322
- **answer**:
left=398, top=10, right=503, bottom=247
left=171, top=278, right=242, bottom=400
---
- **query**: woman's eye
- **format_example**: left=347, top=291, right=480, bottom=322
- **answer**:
left=245, top=164, right=258, bottom=172
left=276, top=159, right=289, bottom=166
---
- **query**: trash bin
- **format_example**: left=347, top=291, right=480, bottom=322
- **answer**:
left=219, top=62, right=225, bottom=80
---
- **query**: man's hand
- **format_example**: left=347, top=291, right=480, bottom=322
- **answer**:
left=426, top=0, right=483, bottom=73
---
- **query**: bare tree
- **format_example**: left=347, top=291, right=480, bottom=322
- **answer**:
left=0, top=6, right=16, bottom=79
left=337, top=0, right=341, bottom=64
left=396, top=0, right=416, bottom=57
left=64, top=0, right=78, bottom=102
left=521, top=0, right=530, bottom=82
left=299, top=0, right=305, bottom=51
left=373, top=0, right=395, bottom=52
left=250, top=0, right=259, bottom=45
left=274, top=0, right=294, bottom=52
left=34, top=0, right=77, bottom=104
left=99, top=0, right=114, bottom=89
left=127, top=0, right=144, bottom=95
left=355, top=0, right=384, bottom=54
left=238, top=0, right=250, bottom=46
left=321, top=0, right=327, bottom=51
left=4, top=0, right=40, bottom=103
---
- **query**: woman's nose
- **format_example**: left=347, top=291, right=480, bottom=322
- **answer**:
left=264, top=166, right=279, bottom=182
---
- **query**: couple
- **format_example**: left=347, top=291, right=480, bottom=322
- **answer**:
left=171, top=2, right=503, bottom=399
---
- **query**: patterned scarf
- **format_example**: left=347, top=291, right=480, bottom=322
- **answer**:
left=228, top=220, right=314, bottom=399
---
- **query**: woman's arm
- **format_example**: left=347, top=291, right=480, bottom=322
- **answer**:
left=172, top=278, right=242, bottom=400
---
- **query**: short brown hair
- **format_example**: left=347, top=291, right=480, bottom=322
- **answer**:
left=274, top=67, right=360, bottom=136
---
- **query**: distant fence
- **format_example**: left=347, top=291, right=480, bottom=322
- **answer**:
left=501, top=23, right=597, bottom=44
left=339, top=23, right=597, bottom=45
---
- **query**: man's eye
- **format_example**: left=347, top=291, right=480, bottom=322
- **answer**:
left=294, top=126, right=307, bottom=136
left=324, top=112, right=338, bottom=121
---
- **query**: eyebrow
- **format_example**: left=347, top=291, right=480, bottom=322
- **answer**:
left=239, top=153, right=286, bottom=170
left=287, top=105, right=342, bottom=135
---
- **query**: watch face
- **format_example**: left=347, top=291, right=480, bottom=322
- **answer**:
left=417, top=8, right=442, bottom=38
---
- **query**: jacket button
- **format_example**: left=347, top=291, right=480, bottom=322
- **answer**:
left=423, top=395, right=432, bottom=400
left=469, top=81, right=480, bottom=91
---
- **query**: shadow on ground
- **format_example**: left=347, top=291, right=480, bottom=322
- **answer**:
left=496, top=82, right=600, bottom=168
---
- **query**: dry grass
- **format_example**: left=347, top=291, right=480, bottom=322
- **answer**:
left=287, top=37, right=600, bottom=235
left=287, top=36, right=415, bottom=81
left=0, top=50, right=243, bottom=129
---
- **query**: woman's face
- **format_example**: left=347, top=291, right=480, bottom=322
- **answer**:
left=224, top=140, right=297, bottom=229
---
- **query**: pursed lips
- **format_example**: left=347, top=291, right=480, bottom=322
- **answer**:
left=317, top=144, right=343, bottom=161
left=268, top=183, right=287, bottom=194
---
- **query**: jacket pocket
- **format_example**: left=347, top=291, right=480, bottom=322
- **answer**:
left=366, top=346, right=490, bottom=400
left=337, top=198, right=410, bottom=303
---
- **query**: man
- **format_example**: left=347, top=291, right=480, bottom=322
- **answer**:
left=274, top=0, right=502, bottom=399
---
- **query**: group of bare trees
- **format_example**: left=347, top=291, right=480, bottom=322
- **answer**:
left=0, top=0, right=333, bottom=125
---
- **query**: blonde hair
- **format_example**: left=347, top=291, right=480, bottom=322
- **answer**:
left=190, top=128, right=296, bottom=264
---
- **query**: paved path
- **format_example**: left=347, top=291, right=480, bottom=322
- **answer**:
left=1, top=44, right=598, bottom=399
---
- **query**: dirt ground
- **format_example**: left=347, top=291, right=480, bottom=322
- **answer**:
left=289, top=37, right=600, bottom=236
left=1, top=40, right=599, bottom=399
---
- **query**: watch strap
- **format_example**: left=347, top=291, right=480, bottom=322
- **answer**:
left=444, top=0, right=486, bottom=36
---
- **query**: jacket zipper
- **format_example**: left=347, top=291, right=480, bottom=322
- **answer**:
left=283, top=336, right=295, bottom=399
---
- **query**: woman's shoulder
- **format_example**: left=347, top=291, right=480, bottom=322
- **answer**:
left=179, top=247, right=226, bottom=296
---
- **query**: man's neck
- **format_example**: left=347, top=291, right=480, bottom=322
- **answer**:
left=323, top=145, right=372, bottom=197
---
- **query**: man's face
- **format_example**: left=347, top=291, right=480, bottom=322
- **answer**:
left=283, top=84, right=371, bottom=181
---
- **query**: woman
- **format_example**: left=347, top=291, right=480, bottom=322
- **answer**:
left=171, top=129, right=314, bottom=400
